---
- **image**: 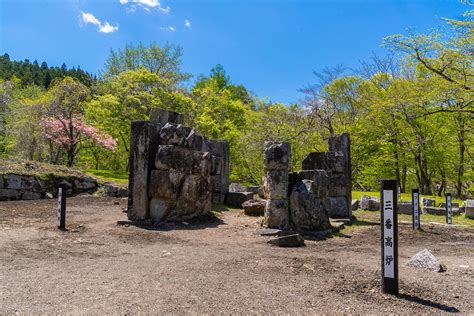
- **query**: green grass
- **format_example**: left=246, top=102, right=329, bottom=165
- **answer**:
left=85, top=169, right=129, bottom=185
left=354, top=210, right=474, bottom=227
left=352, top=191, right=463, bottom=206
left=0, top=158, right=89, bottom=179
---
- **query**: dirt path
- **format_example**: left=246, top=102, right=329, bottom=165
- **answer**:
left=0, top=196, right=473, bottom=314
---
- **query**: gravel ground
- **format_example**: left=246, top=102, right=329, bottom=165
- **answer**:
left=0, top=196, right=473, bottom=314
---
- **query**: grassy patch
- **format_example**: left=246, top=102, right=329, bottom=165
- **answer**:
left=353, top=210, right=474, bottom=227
left=85, top=169, right=128, bottom=184
left=352, top=191, right=464, bottom=206
left=0, top=158, right=89, bottom=179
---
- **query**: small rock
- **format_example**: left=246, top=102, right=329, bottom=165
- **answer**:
left=407, top=249, right=447, bottom=272
left=242, top=199, right=266, bottom=216
left=268, top=234, right=305, bottom=247
left=45, top=193, right=53, bottom=199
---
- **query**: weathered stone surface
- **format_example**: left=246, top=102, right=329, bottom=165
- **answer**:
left=185, top=129, right=208, bottom=152
left=264, top=199, right=289, bottom=229
left=150, top=108, right=184, bottom=125
left=155, top=145, right=211, bottom=176
left=224, top=192, right=253, bottom=208
left=243, top=199, right=266, bottom=216
left=0, top=176, right=3, bottom=189
left=7, top=174, right=39, bottom=190
left=423, top=206, right=446, bottom=215
left=290, top=180, right=331, bottom=231
left=301, top=152, right=327, bottom=171
left=466, top=200, right=474, bottom=219
left=326, top=196, right=349, bottom=218
left=0, top=189, right=22, bottom=201
left=360, top=195, right=374, bottom=210
left=22, top=191, right=42, bottom=200
left=297, top=170, right=328, bottom=199
left=367, top=199, right=380, bottom=211
left=181, top=175, right=211, bottom=202
left=351, top=199, right=360, bottom=210
left=263, top=170, right=289, bottom=200
left=245, top=186, right=260, bottom=195
left=264, top=141, right=291, bottom=171
left=422, top=197, right=435, bottom=209
left=268, top=234, right=305, bottom=247
left=210, top=155, right=222, bottom=175
left=398, top=202, right=413, bottom=214
left=159, top=123, right=191, bottom=146
left=149, top=198, right=174, bottom=220
left=104, top=183, right=129, bottom=198
left=407, top=249, right=446, bottom=272
left=208, top=140, right=230, bottom=197
left=210, top=175, right=222, bottom=195
left=148, top=170, right=185, bottom=199
left=229, top=183, right=246, bottom=192
left=128, top=121, right=160, bottom=220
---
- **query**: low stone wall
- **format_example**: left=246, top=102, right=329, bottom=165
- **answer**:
left=0, top=173, right=98, bottom=201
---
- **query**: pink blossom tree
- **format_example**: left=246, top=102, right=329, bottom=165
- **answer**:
left=41, top=116, right=117, bottom=167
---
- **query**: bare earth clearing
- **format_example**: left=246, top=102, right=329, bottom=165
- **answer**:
left=1, top=196, right=473, bottom=314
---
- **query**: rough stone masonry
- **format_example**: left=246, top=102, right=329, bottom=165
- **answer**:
left=127, top=108, right=229, bottom=221
left=263, top=133, right=351, bottom=231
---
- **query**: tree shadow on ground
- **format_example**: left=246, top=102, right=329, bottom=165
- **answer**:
left=331, top=218, right=379, bottom=238
left=397, top=293, right=460, bottom=313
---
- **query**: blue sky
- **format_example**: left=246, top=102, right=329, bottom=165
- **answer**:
left=0, top=0, right=468, bottom=104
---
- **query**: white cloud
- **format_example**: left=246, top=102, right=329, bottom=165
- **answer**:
left=80, top=12, right=100, bottom=26
left=120, top=0, right=170, bottom=14
left=79, top=11, right=118, bottom=34
left=184, top=19, right=191, bottom=28
left=160, top=26, right=176, bottom=32
left=99, top=22, right=119, bottom=33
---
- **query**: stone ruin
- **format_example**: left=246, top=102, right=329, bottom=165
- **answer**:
left=127, top=108, right=229, bottom=221
left=263, top=133, right=352, bottom=231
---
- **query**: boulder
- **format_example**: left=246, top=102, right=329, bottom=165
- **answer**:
left=407, top=249, right=447, bottom=272
left=229, top=183, right=246, bottom=193
left=301, top=152, right=327, bottom=170
left=466, top=200, right=474, bottom=219
left=264, top=199, right=289, bottom=229
left=22, top=191, right=42, bottom=200
left=422, top=197, right=435, bottom=209
left=398, top=202, right=413, bottom=214
left=268, top=234, right=305, bottom=247
left=264, top=142, right=291, bottom=171
left=104, top=183, right=129, bottom=198
left=290, top=180, right=331, bottom=231
left=0, top=189, right=21, bottom=201
left=367, top=199, right=380, bottom=211
left=7, top=174, right=39, bottom=190
left=351, top=199, right=360, bottom=211
left=242, top=199, right=266, bottom=216
left=423, top=206, right=445, bottom=215
left=224, top=192, right=253, bottom=208
left=360, top=195, right=374, bottom=210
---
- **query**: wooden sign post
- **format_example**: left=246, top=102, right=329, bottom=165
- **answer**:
left=381, top=180, right=398, bottom=295
left=57, top=185, right=66, bottom=230
left=446, top=193, right=452, bottom=225
left=412, top=189, right=420, bottom=230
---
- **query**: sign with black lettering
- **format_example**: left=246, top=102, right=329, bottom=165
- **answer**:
left=57, top=185, right=66, bottom=230
left=381, top=180, right=398, bottom=295
left=446, top=193, right=452, bottom=225
left=412, top=189, right=420, bottom=230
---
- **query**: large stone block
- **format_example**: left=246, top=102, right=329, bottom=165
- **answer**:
left=210, top=155, right=222, bottom=175
left=301, top=152, right=327, bottom=171
left=149, top=198, right=175, bottom=220
left=159, top=123, right=191, bottom=146
left=224, top=192, right=253, bottom=208
left=128, top=121, right=160, bottom=220
left=264, top=141, right=290, bottom=171
left=6, top=174, right=39, bottom=190
left=148, top=170, right=185, bottom=199
left=229, top=183, right=246, bottom=192
left=181, top=175, right=211, bottom=202
left=208, top=140, right=230, bottom=195
left=297, top=169, right=328, bottom=198
left=0, top=189, right=22, bottom=201
left=22, top=191, right=42, bottom=200
left=263, top=170, right=289, bottom=200
left=264, top=199, right=289, bottom=229
left=155, top=145, right=211, bottom=176
left=185, top=129, right=209, bottom=152
left=290, top=180, right=331, bottom=231
left=243, top=199, right=266, bottom=216
left=422, top=197, right=435, bottom=209
left=465, top=200, right=474, bottom=219
left=150, top=108, right=184, bottom=125
left=326, top=196, right=350, bottom=218
left=398, top=202, right=413, bottom=214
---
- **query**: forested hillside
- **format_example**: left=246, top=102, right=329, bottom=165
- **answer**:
left=0, top=8, right=472, bottom=197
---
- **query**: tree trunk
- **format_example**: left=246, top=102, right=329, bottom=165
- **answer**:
left=456, top=114, right=465, bottom=198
